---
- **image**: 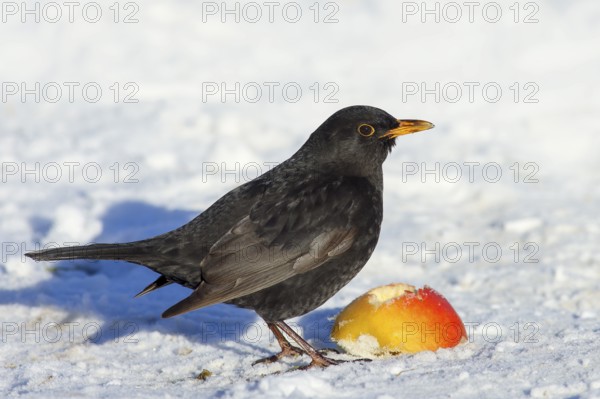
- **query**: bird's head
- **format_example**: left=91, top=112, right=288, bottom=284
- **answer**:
left=299, top=105, right=434, bottom=177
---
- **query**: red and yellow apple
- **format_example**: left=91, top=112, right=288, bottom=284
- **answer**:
left=331, top=283, right=467, bottom=357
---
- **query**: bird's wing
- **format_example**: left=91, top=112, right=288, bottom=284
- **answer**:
left=162, top=176, right=370, bottom=318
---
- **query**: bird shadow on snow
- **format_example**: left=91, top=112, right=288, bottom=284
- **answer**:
left=2, top=201, right=340, bottom=357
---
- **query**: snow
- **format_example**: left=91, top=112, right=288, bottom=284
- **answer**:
left=1, top=0, right=600, bottom=397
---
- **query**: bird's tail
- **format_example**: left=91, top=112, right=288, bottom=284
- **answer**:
left=26, top=242, right=150, bottom=263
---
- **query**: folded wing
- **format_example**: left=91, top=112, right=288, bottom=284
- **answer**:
left=162, top=176, right=365, bottom=318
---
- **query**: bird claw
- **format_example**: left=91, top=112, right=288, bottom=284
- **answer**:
left=299, top=355, right=340, bottom=370
left=256, top=322, right=373, bottom=370
left=252, top=345, right=305, bottom=366
left=301, top=354, right=372, bottom=370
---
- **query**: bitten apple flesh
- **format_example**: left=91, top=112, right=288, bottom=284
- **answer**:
left=331, top=283, right=467, bottom=357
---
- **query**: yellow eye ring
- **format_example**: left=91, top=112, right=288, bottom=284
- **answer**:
left=358, top=124, right=375, bottom=137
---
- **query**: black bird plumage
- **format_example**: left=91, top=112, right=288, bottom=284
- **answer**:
left=26, top=105, right=433, bottom=368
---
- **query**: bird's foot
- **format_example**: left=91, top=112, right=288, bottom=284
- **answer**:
left=299, top=353, right=340, bottom=370
left=299, top=353, right=372, bottom=370
left=252, top=344, right=305, bottom=366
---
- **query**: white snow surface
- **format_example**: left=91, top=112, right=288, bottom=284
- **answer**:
left=1, top=1, right=600, bottom=397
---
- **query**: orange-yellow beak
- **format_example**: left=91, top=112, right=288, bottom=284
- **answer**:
left=381, top=119, right=435, bottom=139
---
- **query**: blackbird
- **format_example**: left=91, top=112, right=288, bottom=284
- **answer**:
left=26, top=105, right=434, bottom=368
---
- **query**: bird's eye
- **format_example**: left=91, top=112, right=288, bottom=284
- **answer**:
left=357, top=124, right=375, bottom=137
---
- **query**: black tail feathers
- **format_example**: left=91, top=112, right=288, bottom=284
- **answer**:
left=25, top=242, right=149, bottom=262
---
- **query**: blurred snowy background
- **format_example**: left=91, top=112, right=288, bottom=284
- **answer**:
left=1, top=0, right=599, bottom=397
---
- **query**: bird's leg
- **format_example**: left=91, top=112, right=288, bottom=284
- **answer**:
left=274, top=321, right=339, bottom=369
left=252, top=322, right=305, bottom=365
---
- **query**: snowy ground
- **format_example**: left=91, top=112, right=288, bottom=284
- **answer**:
left=1, top=0, right=600, bottom=397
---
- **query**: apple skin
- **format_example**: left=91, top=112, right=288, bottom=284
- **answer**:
left=331, top=283, right=467, bottom=357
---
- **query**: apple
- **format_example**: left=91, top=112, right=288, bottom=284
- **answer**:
left=331, top=283, right=467, bottom=357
